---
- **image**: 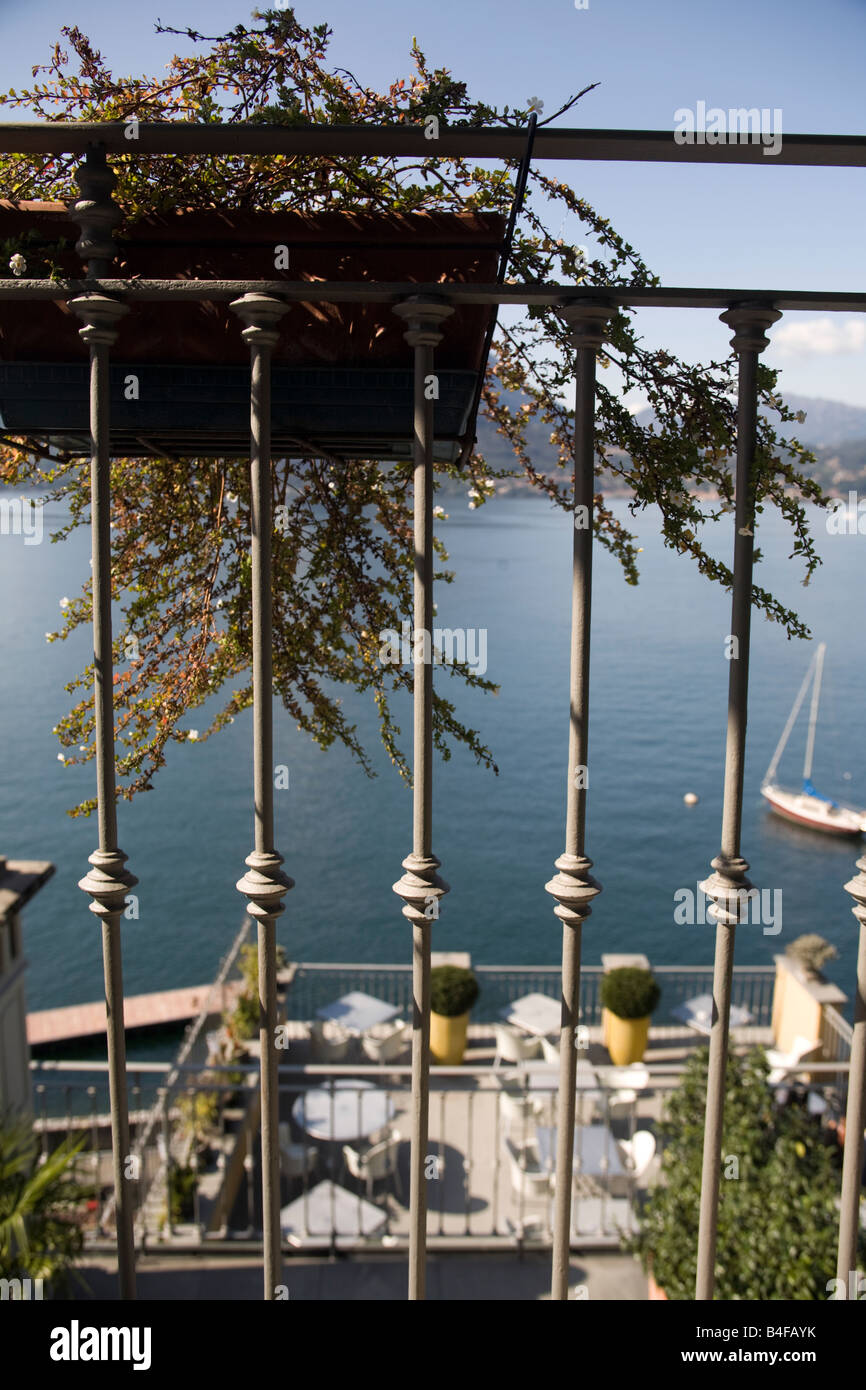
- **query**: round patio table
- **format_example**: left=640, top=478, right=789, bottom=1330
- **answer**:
left=292, top=1079, right=394, bottom=1143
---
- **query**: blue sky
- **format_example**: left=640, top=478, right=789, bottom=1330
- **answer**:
left=2, top=0, right=865, bottom=405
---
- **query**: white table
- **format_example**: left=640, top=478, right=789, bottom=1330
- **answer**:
left=280, top=1179, right=387, bottom=1246
left=535, top=1124, right=626, bottom=1178
left=292, top=1079, right=394, bottom=1142
left=672, top=994, right=754, bottom=1036
left=501, top=993, right=562, bottom=1038
left=316, top=991, right=400, bottom=1034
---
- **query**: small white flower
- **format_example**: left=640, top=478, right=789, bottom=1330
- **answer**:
left=795, top=410, right=807, bottom=424
left=738, top=526, right=753, bottom=537
left=45, top=632, right=52, bottom=641
left=79, top=745, right=87, bottom=751
left=468, top=488, right=481, bottom=500
left=226, top=491, right=238, bottom=504
left=59, top=596, right=70, bottom=609
left=215, top=599, right=223, bottom=609
left=719, top=501, right=734, bottom=514
left=187, top=729, right=199, bottom=742
left=575, top=245, right=588, bottom=262
left=433, top=505, right=447, bottom=519
left=468, top=501, right=477, bottom=510
left=9, top=253, right=26, bottom=277
left=57, top=753, right=65, bottom=762
left=526, top=96, right=544, bottom=115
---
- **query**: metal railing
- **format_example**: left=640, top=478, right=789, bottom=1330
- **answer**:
left=3, top=114, right=865, bottom=1301
left=286, top=962, right=778, bottom=1029
left=29, top=1055, right=853, bottom=1255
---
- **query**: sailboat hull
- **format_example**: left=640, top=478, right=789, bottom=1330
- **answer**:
left=761, top=784, right=864, bottom=837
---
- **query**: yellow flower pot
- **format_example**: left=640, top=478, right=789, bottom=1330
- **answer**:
left=430, top=1010, right=469, bottom=1064
left=606, top=1013, right=650, bottom=1066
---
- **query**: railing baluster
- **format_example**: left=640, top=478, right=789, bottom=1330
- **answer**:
left=230, top=292, right=294, bottom=1302
left=391, top=297, right=453, bottom=1301
left=837, top=856, right=866, bottom=1291
left=69, top=145, right=137, bottom=1300
left=696, top=304, right=780, bottom=1301
left=545, top=301, right=612, bottom=1300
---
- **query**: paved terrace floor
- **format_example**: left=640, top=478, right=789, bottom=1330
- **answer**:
left=73, top=1251, right=647, bottom=1301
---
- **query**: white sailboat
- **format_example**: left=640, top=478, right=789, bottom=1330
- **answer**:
left=761, top=643, right=866, bottom=836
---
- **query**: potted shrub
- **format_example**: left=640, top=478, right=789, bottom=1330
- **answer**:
left=630, top=1047, right=865, bottom=1299
left=600, top=967, right=660, bottom=1065
left=429, top=965, right=480, bottom=1064
left=785, top=933, right=838, bottom=979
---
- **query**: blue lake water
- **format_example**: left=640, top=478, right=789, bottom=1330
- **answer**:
left=2, top=492, right=865, bottom=1019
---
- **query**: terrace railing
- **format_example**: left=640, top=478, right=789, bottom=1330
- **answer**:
left=2, top=118, right=865, bottom=1301
left=286, top=962, right=779, bottom=1030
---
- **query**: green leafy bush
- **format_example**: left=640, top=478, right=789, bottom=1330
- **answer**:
left=225, top=991, right=260, bottom=1042
left=786, top=934, right=838, bottom=977
left=0, top=1112, right=91, bottom=1295
left=167, top=1163, right=198, bottom=1225
left=629, top=1047, right=864, bottom=1299
left=600, top=967, right=660, bottom=1020
left=430, top=966, right=479, bottom=1018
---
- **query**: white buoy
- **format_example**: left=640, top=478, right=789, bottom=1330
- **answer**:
left=684, top=792, right=699, bottom=806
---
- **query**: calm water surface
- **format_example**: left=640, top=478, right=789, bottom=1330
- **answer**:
left=2, top=493, right=865, bottom=1017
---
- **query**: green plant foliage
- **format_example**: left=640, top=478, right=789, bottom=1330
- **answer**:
left=430, top=964, right=479, bottom=1018
left=0, top=13, right=827, bottom=817
left=0, top=1111, right=91, bottom=1295
left=630, top=1048, right=863, bottom=1300
left=786, top=934, right=838, bottom=977
left=600, top=966, right=660, bottom=1020
left=225, top=990, right=260, bottom=1042
left=167, top=1163, right=198, bottom=1225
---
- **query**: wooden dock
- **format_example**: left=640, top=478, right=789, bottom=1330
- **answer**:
left=27, top=981, right=243, bottom=1046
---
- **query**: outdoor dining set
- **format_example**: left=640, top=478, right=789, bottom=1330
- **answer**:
left=279, top=990, right=407, bottom=1247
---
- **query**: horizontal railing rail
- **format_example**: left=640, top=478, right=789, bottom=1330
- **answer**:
left=30, top=1056, right=850, bottom=1255
left=284, top=962, right=778, bottom=1028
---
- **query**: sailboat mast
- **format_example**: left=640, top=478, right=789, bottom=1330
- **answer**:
left=764, top=647, right=819, bottom=785
left=803, top=642, right=826, bottom=782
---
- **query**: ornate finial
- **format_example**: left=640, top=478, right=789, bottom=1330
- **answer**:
left=844, top=854, right=866, bottom=932
left=699, top=853, right=755, bottom=928
left=393, top=296, right=454, bottom=347
left=236, top=849, right=293, bottom=922
left=558, top=300, right=614, bottom=350
left=230, top=292, right=288, bottom=349
left=720, top=303, right=781, bottom=354
left=71, top=146, right=122, bottom=278
left=68, top=292, right=128, bottom=347
left=544, top=852, right=602, bottom=929
left=393, top=852, right=449, bottom=928
left=79, top=847, right=138, bottom=922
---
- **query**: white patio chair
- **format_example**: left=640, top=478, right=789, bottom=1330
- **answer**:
left=342, top=1128, right=403, bottom=1203
left=361, top=1021, right=410, bottom=1064
left=506, top=1139, right=552, bottom=1203
left=494, top=1023, right=542, bottom=1068
left=311, top=1018, right=351, bottom=1062
left=540, top=1036, right=560, bottom=1065
left=619, top=1129, right=657, bottom=1178
left=765, top=1035, right=821, bottom=1085
left=498, top=1086, right=542, bottom=1138
left=277, top=1124, right=319, bottom=1182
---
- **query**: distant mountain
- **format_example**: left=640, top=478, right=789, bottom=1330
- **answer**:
left=459, top=392, right=866, bottom=500
left=634, top=394, right=866, bottom=450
